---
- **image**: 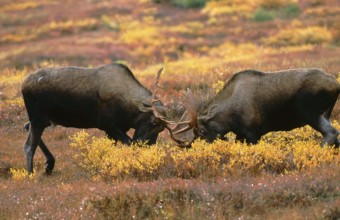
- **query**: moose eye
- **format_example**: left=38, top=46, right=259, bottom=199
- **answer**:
left=200, top=129, right=206, bottom=135
left=150, top=119, right=157, bottom=126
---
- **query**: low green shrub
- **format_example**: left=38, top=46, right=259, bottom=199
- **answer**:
left=281, top=4, right=300, bottom=18
left=171, top=0, right=206, bottom=9
left=252, top=8, right=276, bottom=22
left=252, top=3, right=300, bottom=22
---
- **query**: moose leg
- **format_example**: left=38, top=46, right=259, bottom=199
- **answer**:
left=23, top=122, right=55, bottom=174
left=244, top=133, right=261, bottom=145
left=323, top=96, right=338, bottom=120
left=24, top=124, right=44, bottom=174
left=38, top=139, right=55, bottom=174
left=333, top=137, right=340, bottom=147
left=235, top=131, right=259, bottom=144
left=310, top=116, right=339, bottom=148
left=105, top=127, right=132, bottom=145
left=245, top=137, right=260, bottom=145
left=235, top=134, right=246, bottom=143
left=323, top=101, right=340, bottom=147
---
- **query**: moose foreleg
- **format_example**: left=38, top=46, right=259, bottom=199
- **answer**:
left=105, top=127, right=132, bottom=145
left=312, top=116, right=339, bottom=148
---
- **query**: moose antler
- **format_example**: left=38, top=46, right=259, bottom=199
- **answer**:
left=151, top=67, right=168, bottom=121
left=150, top=67, right=191, bottom=147
left=172, top=89, right=197, bottom=135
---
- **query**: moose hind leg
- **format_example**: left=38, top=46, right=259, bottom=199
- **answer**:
left=24, top=124, right=44, bottom=174
left=39, top=139, right=55, bottom=174
left=311, top=116, right=339, bottom=148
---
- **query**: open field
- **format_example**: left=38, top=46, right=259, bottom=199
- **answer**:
left=0, top=0, right=339, bottom=219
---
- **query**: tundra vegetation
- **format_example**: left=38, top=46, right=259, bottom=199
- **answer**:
left=0, top=0, right=339, bottom=219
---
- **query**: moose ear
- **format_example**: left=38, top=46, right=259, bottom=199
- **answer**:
left=135, top=99, right=152, bottom=112
left=154, top=105, right=167, bottom=116
left=135, top=100, right=166, bottom=116
left=197, top=115, right=210, bottom=124
left=198, top=104, right=217, bottom=122
left=208, top=104, right=218, bottom=115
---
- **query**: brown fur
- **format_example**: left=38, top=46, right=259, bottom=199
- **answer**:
left=21, top=63, right=166, bottom=174
left=185, top=68, right=340, bottom=147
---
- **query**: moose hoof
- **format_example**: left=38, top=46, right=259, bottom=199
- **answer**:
left=45, top=160, right=55, bottom=175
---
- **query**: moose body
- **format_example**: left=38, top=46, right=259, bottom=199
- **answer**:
left=179, top=68, right=340, bottom=147
left=22, top=63, right=167, bottom=174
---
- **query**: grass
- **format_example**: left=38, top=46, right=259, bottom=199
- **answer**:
left=86, top=171, right=339, bottom=219
left=1, top=166, right=338, bottom=219
left=0, top=0, right=340, bottom=219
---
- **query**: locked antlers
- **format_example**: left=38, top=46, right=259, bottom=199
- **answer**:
left=150, top=67, right=191, bottom=147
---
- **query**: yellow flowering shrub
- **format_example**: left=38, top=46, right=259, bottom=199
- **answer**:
left=0, top=18, right=99, bottom=44
left=137, top=42, right=315, bottom=81
left=0, top=98, right=24, bottom=109
left=209, top=42, right=259, bottom=62
left=0, top=68, right=28, bottom=106
left=292, top=141, right=337, bottom=170
left=70, top=131, right=166, bottom=180
left=212, top=80, right=224, bottom=94
left=121, top=25, right=160, bottom=46
left=264, top=25, right=332, bottom=46
left=0, top=1, right=47, bottom=12
left=44, top=18, right=98, bottom=32
left=202, top=0, right=255, bottom=18
left=170, top=140, right=226, bottom=178
left=257, top=0, right=297, bottom=9
left=70, top=124, right=339, bottom=181
left=224, top=140, right=289, bottom=175
left=10, top=168, right=36, bottom=180
left=0, top=68, right=28, bottom=85
left=202, top=0, right=298, bottom=21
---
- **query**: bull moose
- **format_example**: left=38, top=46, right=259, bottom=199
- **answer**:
left=175, top=68, right=340, bottom=147
left=21, top=63, right=184, bottom=174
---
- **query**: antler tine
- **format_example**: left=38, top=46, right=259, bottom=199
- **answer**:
left=151, top=66, right=163, bottom=103
left=154, top=66, right=163, bottom=88
left=152, top=108, right=179, bottom=125
left=150, top=66, right=177, bottom=125
left=153, top=107, right=165, bottom=120
left=149, top=67, right=192, bottom=148
left=171, top=110, right=188, bottom=130
left=164, top=124, right=191, bottom=148
left=167, top=88, right=198, bottom=137
left=172, top=120, right=192, bottom=127
left=170, top=108, right=195, bottom=130
left=173, top=125, right=193, bottom=135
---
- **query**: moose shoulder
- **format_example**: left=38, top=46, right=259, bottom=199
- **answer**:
left=178, top=68, right=340, bottom=147
left=22, top=63, right=170, bottom=174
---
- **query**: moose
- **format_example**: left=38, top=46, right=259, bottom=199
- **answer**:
left=21, top=63, right=184, bottom=174
left=175, top=68, right=340, bottom=147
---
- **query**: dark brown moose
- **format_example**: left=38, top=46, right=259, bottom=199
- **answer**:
left=21, top=63, right=184, bottom=174
left=175, top=68, right=340, bottom=148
